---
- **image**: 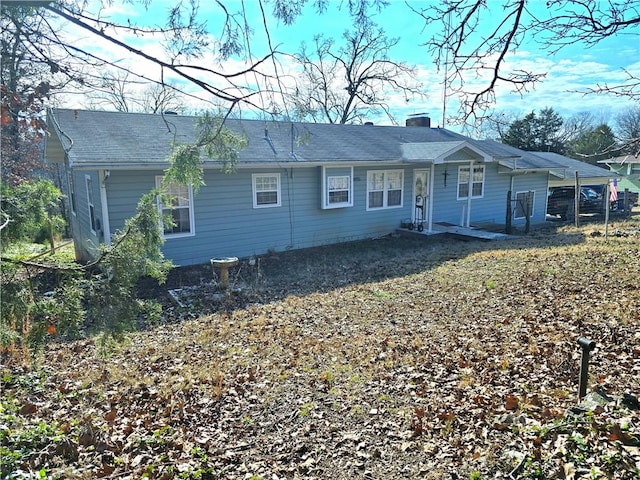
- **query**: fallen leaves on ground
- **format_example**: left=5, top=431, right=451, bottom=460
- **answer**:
left=2, top=222, right=639, bottom=479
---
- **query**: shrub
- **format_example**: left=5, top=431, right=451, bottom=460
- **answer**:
left=1, top=179, right=65, bottom=248
left=1, top=191, right=172, bottom=362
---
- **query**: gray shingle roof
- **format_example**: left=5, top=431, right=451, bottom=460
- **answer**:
left=46, top=108, right=601, bottom=181
left=532, top=151, right=613, bottom=180
left=46, top=109, right=478, bottom=169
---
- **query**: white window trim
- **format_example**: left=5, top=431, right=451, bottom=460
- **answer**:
left=514, top=190, right=535, bottom=219
left=457, top=165, right=485, bottom=200
left=366, top=169, right=404, bottom=211
left=322, top=167, right=353, bottom=209
left=155, top=176, right=196, bottom=239
left=85, top=175, right=96, bottom=234
left=252, top=173, right=281, bottom=208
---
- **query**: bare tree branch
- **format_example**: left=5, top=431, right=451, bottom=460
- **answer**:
left=411, top=0, right=639, bottom=126
left=46, top=4, right=263, bottom=105
left=289, top=17, right=425, bottom=124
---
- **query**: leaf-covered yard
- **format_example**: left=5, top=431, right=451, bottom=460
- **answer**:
left=2, top=221, right=639, bottom=479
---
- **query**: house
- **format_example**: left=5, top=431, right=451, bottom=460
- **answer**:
left=46, top=108, right=563, bottom=267
left=598, top=154, right=640, bottom=196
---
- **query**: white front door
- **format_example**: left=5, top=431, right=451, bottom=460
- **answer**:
left=413, top=169, right=429, bottom=223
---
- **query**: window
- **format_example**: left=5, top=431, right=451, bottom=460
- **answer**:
left=367, top=170, right=404, bottom=210
left=85, top=175, right=97, bottom=233
left=515, top=191, right=535, bottom=219
left=457, top=165, right=485, bottom=200
left=328, top=176, right=350, bottom=204
left=156, top=177, right=194, bottom=237
left=252, top=173, right=281, bottom=208
left=321, top=167, right=353, bottom=209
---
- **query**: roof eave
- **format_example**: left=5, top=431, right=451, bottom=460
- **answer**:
left=500, top=167, right=560, bottom=176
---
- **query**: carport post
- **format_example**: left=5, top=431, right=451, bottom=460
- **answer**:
left=605, top=183, right=611, bottom=240
left=574, top=172, right=580, bottom=227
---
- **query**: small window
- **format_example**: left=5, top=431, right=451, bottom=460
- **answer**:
left=328, top=175, right=350, bottom=205
left=367, top=170, right=404, bottom=210
left=85, top=175, right=97, bottom=233
left=252, top=173, right=281, bottom=208
left=321, top=167, right=353, bottom=209
left=515, top=191, right=535, bottom=219
left=156, top=177, right=195, bottom=237
left=457, top=165, right=485, bottom=200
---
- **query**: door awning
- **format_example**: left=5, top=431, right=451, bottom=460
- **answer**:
left=401, top=141, right=493, bottom=164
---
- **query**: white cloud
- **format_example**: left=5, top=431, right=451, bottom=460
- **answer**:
left=50, top=2, right=636, bottom=131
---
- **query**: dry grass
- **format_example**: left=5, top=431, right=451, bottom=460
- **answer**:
left=2, top=218, right=639, bottom=479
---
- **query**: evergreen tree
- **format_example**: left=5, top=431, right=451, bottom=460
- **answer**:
left=501, top=108, right=564, bottom=153
left=568, top=124, right=618, bottom=164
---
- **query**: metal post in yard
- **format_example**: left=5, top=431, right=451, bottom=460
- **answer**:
left=624, top=188, right=631, bottom=217
left=577, top=337, right=596, bottom=401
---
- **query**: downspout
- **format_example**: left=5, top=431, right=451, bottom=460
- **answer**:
left=99, top=170, right=112, bottom=245
left=466, top=161, right=474, bottom=227
left=428, top=163, right=435, bottom=232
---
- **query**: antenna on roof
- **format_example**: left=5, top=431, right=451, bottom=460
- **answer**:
left=441, top=10, right=451, bottom=128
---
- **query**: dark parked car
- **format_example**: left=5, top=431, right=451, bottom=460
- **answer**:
left=612, top=190, right=639, bottom=211
left=583, top=184, right=638, bottom=212
left=547, top=186, right=604, bottom=218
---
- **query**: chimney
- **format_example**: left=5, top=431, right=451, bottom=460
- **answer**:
left=406, top=114, right=431, bottom=128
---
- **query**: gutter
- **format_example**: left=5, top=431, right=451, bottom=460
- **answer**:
left=68, top=160, right=417, bottom=170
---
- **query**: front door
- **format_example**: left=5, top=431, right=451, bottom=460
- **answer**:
left=413, top=169, right=429, bottom=224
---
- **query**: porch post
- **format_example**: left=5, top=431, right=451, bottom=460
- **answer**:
left=466, top=161, right=474, bottom=227
left=428, top=163, right=435, bottom=232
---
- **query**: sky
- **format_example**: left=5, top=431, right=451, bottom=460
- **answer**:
left=54, top=0, right=640, bottom=132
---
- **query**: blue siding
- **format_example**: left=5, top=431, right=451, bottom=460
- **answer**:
left=69, top=169, right=103, bottom=262
left=101, top=162, right=547, bottom=267
left=106, top=170, right=155, bottom=226
left=510, top=174, right=549, bottom=226
left=104, top=166, right=413, bottom=266
left=430, top=163, right=548, bottom=228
